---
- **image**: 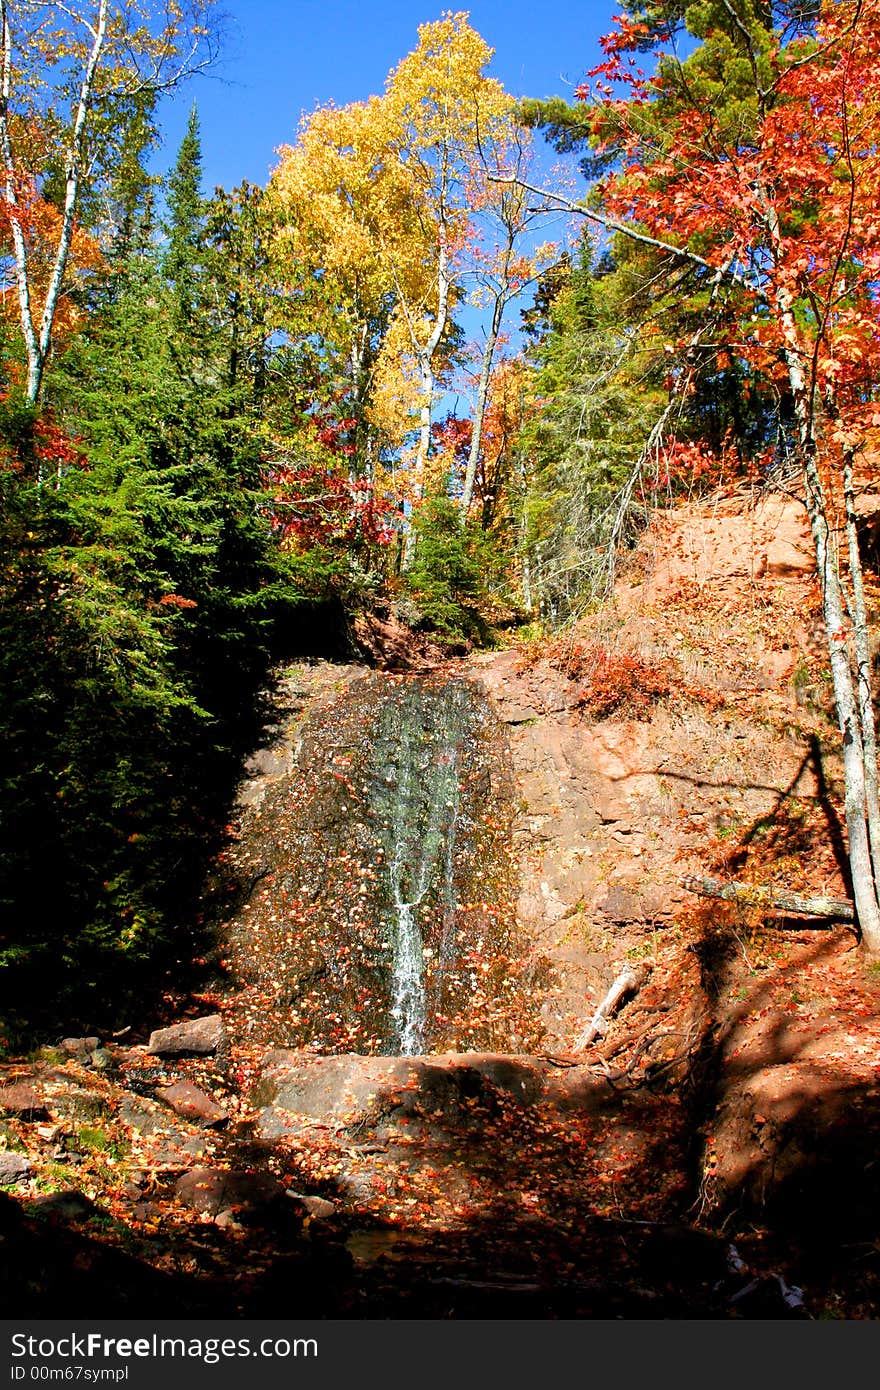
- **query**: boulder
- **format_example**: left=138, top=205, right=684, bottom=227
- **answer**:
left=31, top=1189, right=94, bottom=1220
left=0, top=1152, right=31, bottom=1184
left=253, top=1051, right=605, bottom=1142
left=174, top=1166, right=286, bottom=1219
left=0, top=1083, right=47, bottom=1119
left=146, top=1014, right=225, bottom=1057
left=44, top=1085, right=111, bottom=1124
left=118, top=1095, right=211, bottom=1163
left=61, top=1037, right=100, bottom=1059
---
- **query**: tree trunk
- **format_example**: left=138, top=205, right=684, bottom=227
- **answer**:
left=402, top=220, right=452, bottom=570
left=461, top=236, right=512, bottom=514
left=681, top=874, right=854, bottom=922
left=750, top=179, right=880, bottom=954
left=412, top=224, right=452, bottom=496
left=1, top=0, right=109, bottom=406
left=841, top=447, right=880, bottom=883
left=782, top=343, right=880, bottom=953
left=0, top=4, right=41, bottom=404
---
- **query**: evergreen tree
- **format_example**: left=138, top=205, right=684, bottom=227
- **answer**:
left=164, top=105, right=206, bottom=332
left=523, top=247, right=666, bottom=622
left=0, top=151, right=328, bottom=1032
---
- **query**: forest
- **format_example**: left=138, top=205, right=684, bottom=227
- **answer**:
left=2, top=0, right=880, bottom=1322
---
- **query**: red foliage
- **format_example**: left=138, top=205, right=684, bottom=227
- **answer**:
left=313, top=412, right=358, bottom=456
left=656, top=436, right=768, bottom=492
left=32, top=415, right=87, bottom=473
left=0, top=401, right=87, bottom=476
left=158, top=594, right=198, bottom=609
left=431, top=414, right=473, bottom=464
left=265, top=459, right=397, bottom=549
left=580, top=0, right=880, bottom=476
left=569, top=643, right=673, bottom=720
left=534, top=637, right=723, bottom=721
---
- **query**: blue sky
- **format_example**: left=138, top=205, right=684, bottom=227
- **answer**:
left=155, top=1, right=614, bottom=190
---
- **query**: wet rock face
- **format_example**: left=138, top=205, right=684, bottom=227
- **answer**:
left=226, top=674, right=544, bottom=1056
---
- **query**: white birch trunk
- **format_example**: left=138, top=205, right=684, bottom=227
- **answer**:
left=461, top=285, right=504, bottom=514
left=779, top=322, right=880, bottom=954
left=413, top=227, right=451, bottom=493
left=0, top=1, right=108, bottom=406
left=759, top=185, right=880, bottom=953
left=0, top=4, right=40, bottom=400
left=402, top=218, right=452, bottom=569
left=842, top=451, right=880, bottom=885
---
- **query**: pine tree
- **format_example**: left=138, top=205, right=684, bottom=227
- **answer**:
left=164, top=105, right=206, bottom=331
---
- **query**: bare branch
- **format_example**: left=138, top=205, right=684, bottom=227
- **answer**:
left=491, top=173, right=761, bottom=296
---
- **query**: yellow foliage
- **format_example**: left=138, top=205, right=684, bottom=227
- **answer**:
left=367, top=308, right=423, bottom=448
left=268, top=96, right=435, bottom=353
left=383, top=12, right=511, bottom=152
left=266, top=10, right=526, bottom=484
left=0, top=189, right=105, bottom=348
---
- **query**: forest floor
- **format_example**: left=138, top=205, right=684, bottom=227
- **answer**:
left=2, top=485, right=880, bottom=1319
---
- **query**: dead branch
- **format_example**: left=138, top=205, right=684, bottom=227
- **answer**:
left=573, top=964, right=648, bottom=1051
left=681, top=873, right=854, bottom=922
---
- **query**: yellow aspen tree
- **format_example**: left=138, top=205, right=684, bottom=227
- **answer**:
left=381, top=12, right=511, bottom=513
left=268, top=96, right=436, bottom=483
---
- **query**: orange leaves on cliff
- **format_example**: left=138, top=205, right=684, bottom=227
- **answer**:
left=656, top=436, right=765, bottom=492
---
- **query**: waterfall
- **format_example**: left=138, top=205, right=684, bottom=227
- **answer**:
left=374, top=682, right=465, bottom=1054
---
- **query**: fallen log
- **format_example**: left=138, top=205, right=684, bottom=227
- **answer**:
left=573, top=965, right=648, bottom=1052
left=681, top=874, right=854, bottom=922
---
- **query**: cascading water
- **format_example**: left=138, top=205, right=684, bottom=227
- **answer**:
left=225, top=672, right=546, bottom=1056
left=371, top=682, right=468, bottom=1054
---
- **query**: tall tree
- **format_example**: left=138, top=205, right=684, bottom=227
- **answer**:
left=164, top=104, right=205, bottom=329
left=267, top=15, right=524, bottom=565
left=382, top=12, right=511, bottom=505
left=268, top=95, right=435, bottom=480
left=0, top=188, right=308, bottom=1021
left=204, top=181, right=272, bottom=411
left=457, top=124, right=559, bottom=514
left=523, top=246, right=666, bottom=620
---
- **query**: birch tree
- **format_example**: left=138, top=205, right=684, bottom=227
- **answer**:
left=0, top=0, right=217, bottom=405
left=381, top=12, right=511, bottom=505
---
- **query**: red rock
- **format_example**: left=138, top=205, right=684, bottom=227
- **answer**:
left=155, top=1080, right=227, bottom=1127
left=0, top=1083, right=46, bottom=1118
